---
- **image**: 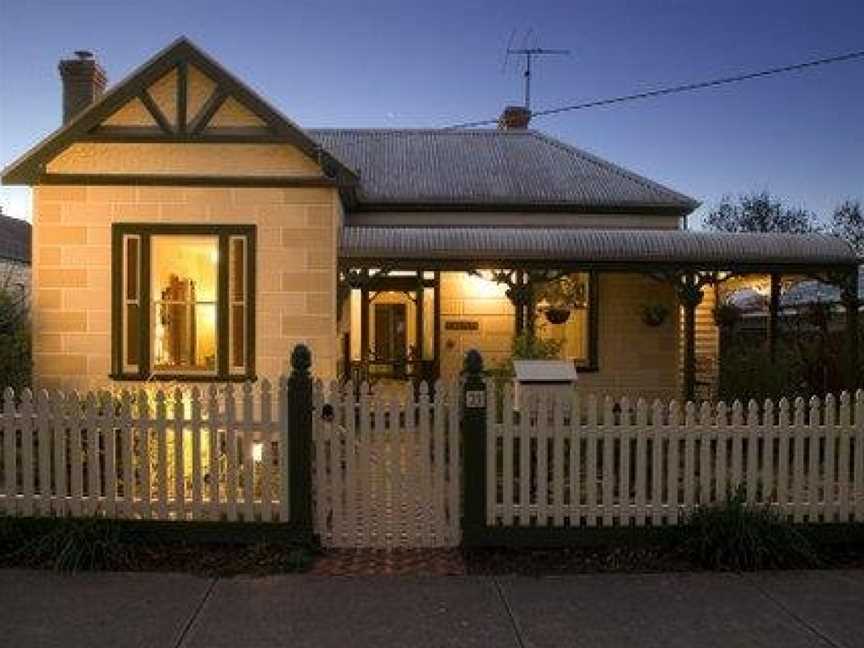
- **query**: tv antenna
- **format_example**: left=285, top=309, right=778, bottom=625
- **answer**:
left=506, top=44, right=570, bottom=110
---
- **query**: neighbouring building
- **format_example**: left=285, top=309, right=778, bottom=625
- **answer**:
left=0, top=213, right=31, bottom=298
left=1, top=38, right=859, bottom=399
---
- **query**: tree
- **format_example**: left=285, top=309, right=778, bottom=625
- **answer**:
left=0, top=281, right=31, bottom=392
left=830, top=199, right=863, bottom=255
left=705, top=190, right=819, bottom=234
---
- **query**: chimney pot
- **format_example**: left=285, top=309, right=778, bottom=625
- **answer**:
left=59, top=50, right=107, bottom=124
left=498, top=105, right=531, bottom=130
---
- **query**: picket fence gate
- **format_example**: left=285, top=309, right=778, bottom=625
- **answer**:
left=0, top=381, right=288, bottom=523
left=484, top=385, right=864, bottom=528
left=312, top=380, right=462, bottom=548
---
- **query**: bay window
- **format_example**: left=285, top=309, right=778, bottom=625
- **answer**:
left=112, top=224, right=256, bottom=381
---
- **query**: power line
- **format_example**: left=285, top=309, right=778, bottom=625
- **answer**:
left=444, top=49, right=864, bottom=129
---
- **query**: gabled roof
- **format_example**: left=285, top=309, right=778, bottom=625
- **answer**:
left=311, top=129, right=699, bottom=214
left=0, top=215, right=31, bottom=264
left=2, top=37, right=697, bottom=215
left=1, top=37, right=357, bottom=187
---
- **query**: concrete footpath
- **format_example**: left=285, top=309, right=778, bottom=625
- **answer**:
left=1, top=569, right=862, bottom=647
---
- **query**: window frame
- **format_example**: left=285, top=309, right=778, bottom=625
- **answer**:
left=580, top=272, right=599, bottom=372
left=111, top=223, right=256, bottom=382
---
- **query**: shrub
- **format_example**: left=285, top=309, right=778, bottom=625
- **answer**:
left=683, top=485, right=819, bottom=571
left=0, top=284, right=31, bottom=392
left=718, top=344, right=805, bottom=402
left=2, top=517, right=137, bottom=573
left=509, top=328, right=563, bottom=363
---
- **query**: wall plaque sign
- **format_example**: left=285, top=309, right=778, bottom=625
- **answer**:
left=465, top=390, right=486, bottom=408
left=445, top=320, right=479, bottom=331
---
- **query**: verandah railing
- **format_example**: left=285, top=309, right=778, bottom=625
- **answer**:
left=0, top=380, right=289, bottom=522
left=481, top=384, right=864, bottom=529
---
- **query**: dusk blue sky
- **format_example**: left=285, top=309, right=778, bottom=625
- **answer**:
left=1, top=0, right=862, bottom=226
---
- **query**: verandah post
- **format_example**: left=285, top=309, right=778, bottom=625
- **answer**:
left=461, top=349, right=487, bottom=540
left=841, top=266, right=860, bottom=392
left=287, top=344, right=314, bottom=531
left=675, top=273, right=704, bottom=403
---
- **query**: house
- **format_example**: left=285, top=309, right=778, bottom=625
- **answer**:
left=1, top=38, right=859, bottom=399
left=0, top=213, right=31, bottom=298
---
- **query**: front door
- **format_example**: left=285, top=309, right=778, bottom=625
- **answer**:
left=374, top=303, right=408, bottom=377
left=343, top=271, right=440, bottom=385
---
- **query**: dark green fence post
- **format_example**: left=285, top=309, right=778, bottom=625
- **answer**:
left=287, top=344, right=314, bottom=532
left=461, top=349, right=487, bottom=541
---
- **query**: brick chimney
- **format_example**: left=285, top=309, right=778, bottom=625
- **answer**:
left=498, top=105, right=531, bottom=130
left=58, top=50, right=107, bottom=123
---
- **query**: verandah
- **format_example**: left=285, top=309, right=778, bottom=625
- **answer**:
left=339, top=227, right=862, bottom=402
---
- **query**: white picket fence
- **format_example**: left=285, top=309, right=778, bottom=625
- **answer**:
left=313, top=380, right=462, bottom=548
left=0, top=381, right=288, bottom=522
left=4, top=375, right=863, bottom=545
left=487, top=387, right=864, bottom=527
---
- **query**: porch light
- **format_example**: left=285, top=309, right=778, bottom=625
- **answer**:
left=462, top=271, right=507, bottom=299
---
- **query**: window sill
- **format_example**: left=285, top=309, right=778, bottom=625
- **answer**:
left=109, top=373, right=258, bottom=384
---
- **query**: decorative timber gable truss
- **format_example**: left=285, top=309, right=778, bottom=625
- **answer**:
left=1, top=37, right=359, bottom=201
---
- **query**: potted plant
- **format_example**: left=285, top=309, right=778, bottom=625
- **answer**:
left=713, top=302, right=742, bottom=328
left=640, top=303, right=670, bottom=327
left=536, top=275, right=587, bottom=325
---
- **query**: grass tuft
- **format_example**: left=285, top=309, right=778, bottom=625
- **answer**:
left=7, top=516, right=137, bottom=573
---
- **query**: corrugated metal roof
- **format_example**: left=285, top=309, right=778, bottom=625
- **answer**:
left=340, top=227, right=858, bottom=267
left=311, top=129, right=698, bottom=212
left=0, top=215, right=30, bottom=264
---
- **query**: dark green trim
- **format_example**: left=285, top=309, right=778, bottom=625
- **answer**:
left=463, top=521, right=864, bottom=549
left=2, top=517, right=311, bottom=546
left=287, top=348, right=314, bottom=528
left=461, top=354, right=488, bottom=531
left=583, top=272, right=600, bottom=372
left=1, top=37, right=358, bottom=187
left=37, top=173, right=345, bottom=188
left=246, top=232, right=257, bottom=379
left=108, top=373, right=258, bottom=383
left=217, top=234, right=230, bottom=377
left=176, top=61, right=188, bottom=133
left=138, top=90, right=173, bottom=134
left=433, top=271, right=442, bottom=378
left=351, top=202, right=691, bottom=217
left=80, top=126, right=287, bottom=143
left=110, top=227, right=123, bottom=377
left=339, top=257, right=859, bottom=276
left=189, top=87, right=228, bottom=134
left=111, top=223, right=256, bottom=383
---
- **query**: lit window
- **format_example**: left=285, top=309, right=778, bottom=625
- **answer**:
left=152, top=235, right=218, bottom=373
left=112, top=225, right=255, bottom=380
left=536, top=272, right=597, bottom=369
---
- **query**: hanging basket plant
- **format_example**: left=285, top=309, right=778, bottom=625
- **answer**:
left=713, top=302, right=742, bottom=328
left=640, top=303, right=670, bottom=327
left=536, top=275, right=587, bottom=325
left=544, top=307, right=572, bottom=325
